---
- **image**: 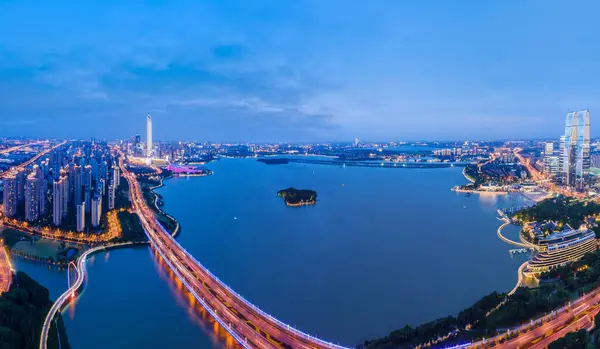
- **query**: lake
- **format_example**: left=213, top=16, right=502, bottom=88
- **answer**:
left=14, top=158, right=529, bottom=348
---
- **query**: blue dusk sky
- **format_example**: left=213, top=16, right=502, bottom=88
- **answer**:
left=0, top=1, right=599, bottom=142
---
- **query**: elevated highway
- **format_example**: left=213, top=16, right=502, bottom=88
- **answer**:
left=121, top=154, right=348, bottom=349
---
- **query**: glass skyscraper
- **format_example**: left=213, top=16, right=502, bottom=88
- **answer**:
left=560, top=110, right=591, bottom=189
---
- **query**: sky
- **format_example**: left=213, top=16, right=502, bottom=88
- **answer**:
left=1, top=0, right=600, bottom=142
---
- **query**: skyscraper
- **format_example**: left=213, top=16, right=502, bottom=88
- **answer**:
left=2, top=173, right=18, bottom=218
left=108, top=180, right=116, bottom=210
left=76, top=202, right=86, bottom=232
left=560, top=110, right=591, bottom=189
left=134, top=134, right=141, bottom=156
left=37, top=165, right=48, bottom=217
left=147, top=113, right=153, bottom=158
left=53, top=177, right=67, bottom=226
left=25, top=173, right=39, bottom=221
left=91, top=194, right=102, bottom=227
left=83, top=165, right=92, bottom=212
left=15, top=169, right=26, bottom=203
left=73, top=164, right=83, bottom=205
left=112, top=162, right=120, bottom=187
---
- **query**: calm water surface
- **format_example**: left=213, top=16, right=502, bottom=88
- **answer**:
left=14, top=159, right=529, bottom=348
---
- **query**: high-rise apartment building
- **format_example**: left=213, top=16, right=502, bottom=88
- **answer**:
left=91, top=194, right=102, bottom=227
left=53, top=177, right=67, bottom=226
left=108, top=180, right=116, bottom=210
left=2, top=173, right=18, bottom=218
left=83, top=165, right=92, bottom=212
left=73, top=164, right=83, bottom=205
left=15, top=169, right=26, bottom=203
left=76, top=202, right=86, bottom=232
left=33, top=165, right=48, bottom=217
left=147, top=113, right=153, bottom=157
left=24, top=173, right=39, bottom=221
left=113, top=162, right=120, bottom=187
left=559, top=110, right=591, bottom=189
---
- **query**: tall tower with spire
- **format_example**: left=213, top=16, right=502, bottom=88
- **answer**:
left=146, top=113, right=153, bottom=158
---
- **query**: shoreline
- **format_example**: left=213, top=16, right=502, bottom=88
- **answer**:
left=147, top=174, right=181, bottom=238
left=496, top=217, right=536, bottom=249
left=462, top=166, right=476, bottom=183
left=452, top=186, right=508, bottom=195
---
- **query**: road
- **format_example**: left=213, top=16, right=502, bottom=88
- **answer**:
left=0, top=243, right=12, bottom=294
left=0, top=140, right=44, bottom=155
left=120, top=152, right=348, bottom=349
left=0, top=140, right=67, bottom=179
left=465, top=288, right=600, bottom=349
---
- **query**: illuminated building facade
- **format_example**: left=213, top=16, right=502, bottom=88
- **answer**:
left=559, top=110, right=591, bottom=189
left=526, top=227, right=597, bottom=275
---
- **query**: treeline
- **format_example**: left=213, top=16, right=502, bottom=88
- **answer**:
left=363, top=248, right=600, bottom=349
left=360, top=292, right=504, bottom=349
left=0, top=272, right=70, bottom=349
left=513, top=196, right=600, bottom=227
left=116, top=211, right=146, bottom=242
left=549, top=324, right=600, bottom=349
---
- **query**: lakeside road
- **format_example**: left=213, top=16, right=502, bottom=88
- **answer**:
left=0, top=244, right=12, bottom=294
left=467, top=288, right=600, bottom=349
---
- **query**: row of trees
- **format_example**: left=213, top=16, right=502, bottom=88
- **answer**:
left=0, top=272, right=70, bottom=349
left=513, top=196, right=600, bottom=228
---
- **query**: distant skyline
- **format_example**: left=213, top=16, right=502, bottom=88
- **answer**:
left=1, top=1, right=600, bottom=142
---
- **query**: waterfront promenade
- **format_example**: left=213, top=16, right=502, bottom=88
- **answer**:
left=496, top=217, right=535, bottom=250
left=122, top=154, right=348, bottom=349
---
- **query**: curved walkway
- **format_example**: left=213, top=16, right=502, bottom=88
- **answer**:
left=508, top=261, right=528, bottom=296
left=497, top=217, right=536, bottom=249
left=39, top=242, right=146, bottom=349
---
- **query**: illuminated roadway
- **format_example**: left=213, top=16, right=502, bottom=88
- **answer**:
left=0, top=243, right=12, bottom=294
left=120, top=153, right=349, bottom=349
left=0, top=140, right=44, bottom=155
left=463, top=287, right=600, bottom=349
left=0, top=140, right=67, bottom=178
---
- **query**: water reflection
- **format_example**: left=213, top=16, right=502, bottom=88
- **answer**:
left=150, top=247, right=241, bottom=349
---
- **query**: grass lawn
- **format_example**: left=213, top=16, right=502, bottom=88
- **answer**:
left=12, top=238, right=86, bottom=261
left=0, top=227, right=28, bottom=247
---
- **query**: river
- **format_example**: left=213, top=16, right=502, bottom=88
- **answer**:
left=13, top=158, right=529, bottom=348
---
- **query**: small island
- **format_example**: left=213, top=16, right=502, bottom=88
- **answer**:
left=277, top=187, right=317, bottom=207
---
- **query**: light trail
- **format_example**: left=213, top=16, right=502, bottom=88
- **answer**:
left=0, top=243, right=13, bottom=295
left=119, top=148, right=349, bottom=349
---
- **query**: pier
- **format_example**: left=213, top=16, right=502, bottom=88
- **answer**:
left=509, top=248, right=533, bottom=258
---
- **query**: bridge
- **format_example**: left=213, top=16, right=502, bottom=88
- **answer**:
left=508, top=248, right=532, bottom=258
left=39, top=242, right=144, bottom=349
left=122, top=154, right=348, bottom=349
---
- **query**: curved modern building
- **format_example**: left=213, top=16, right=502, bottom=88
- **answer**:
left=559, top=110, right=591, bottom=189
left=526, top=227, right=597, bottom=275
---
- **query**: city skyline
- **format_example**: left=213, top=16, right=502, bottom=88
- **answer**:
left=1, top=1, right=600, bottom=142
